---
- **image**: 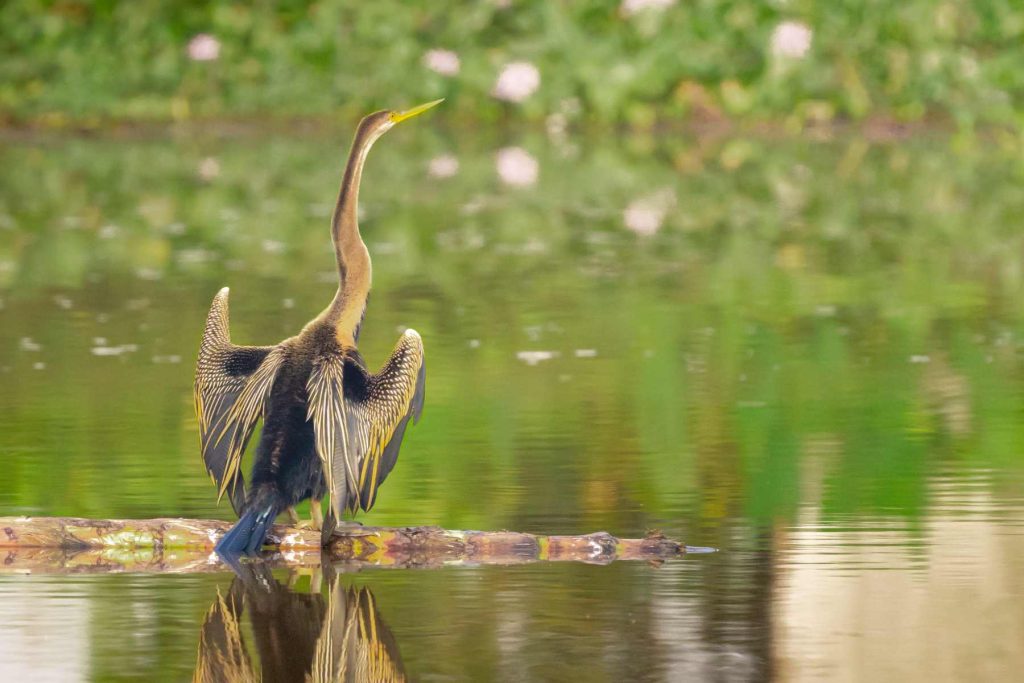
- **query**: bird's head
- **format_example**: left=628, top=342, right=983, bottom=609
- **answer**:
left=357, top=99, right=444, bottom=145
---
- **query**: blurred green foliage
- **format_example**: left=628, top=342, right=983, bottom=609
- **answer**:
left=1, top=1, right=1023, bottom=129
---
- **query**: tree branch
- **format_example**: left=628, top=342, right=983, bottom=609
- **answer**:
left=0, top=516, right=696, bottom=574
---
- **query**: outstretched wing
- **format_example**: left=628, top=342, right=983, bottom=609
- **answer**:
left=192, top=585, right=255, bottom=683
left=194, top=287, right=283, bottom=515
left=310, top=581, right=407, bottom=683
left=307, top=329, right=425, bottom=521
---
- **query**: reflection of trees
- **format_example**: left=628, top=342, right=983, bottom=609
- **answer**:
left=194, top=566, right=405, bottom=683
left=0, top=131, right=1019, bottom=531
left=774, top=483, right=1024, bottom=680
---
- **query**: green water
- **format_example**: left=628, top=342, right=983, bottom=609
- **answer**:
left=1, top=126, right=1023, bottom=681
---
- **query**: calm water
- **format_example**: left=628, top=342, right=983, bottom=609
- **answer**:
left=1, top=125, right=1023, bottom=681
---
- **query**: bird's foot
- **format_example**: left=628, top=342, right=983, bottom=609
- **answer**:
left=286, top=501, right=325, bottom=530
left=319, top=511, right=364, bottom=545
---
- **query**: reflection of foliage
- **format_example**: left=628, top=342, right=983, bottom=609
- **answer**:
left=1, top=1, right=1024, bottom=129
left=0, top=129, right=1022, bottom=540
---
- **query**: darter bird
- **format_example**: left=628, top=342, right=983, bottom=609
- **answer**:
left=194, top=563, right=406, bottom=682
left=194, top=101, right=438, bottom=554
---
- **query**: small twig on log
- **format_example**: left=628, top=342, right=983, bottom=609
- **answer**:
left=0, top=516, right=698, bottom=574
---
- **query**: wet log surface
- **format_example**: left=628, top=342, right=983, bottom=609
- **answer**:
left=0, top=516, right=707, bottom=574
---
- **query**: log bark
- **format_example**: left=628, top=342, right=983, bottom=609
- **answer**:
left=0, top=516, right=700, bottom=574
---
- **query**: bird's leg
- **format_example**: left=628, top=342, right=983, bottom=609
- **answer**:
left=310, top=498, right=324, bottom=531
left=286, top=506, right=301, bottom=526
left=289, top=500, right=324, bottom=530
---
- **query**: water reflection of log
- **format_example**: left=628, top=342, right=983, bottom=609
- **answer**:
left=194, top=564, right=405, bottom=682
left=0, top=517, right=694, bottom=574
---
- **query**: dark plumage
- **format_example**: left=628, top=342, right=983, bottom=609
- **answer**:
left=195, top=102, right=439, bottom=555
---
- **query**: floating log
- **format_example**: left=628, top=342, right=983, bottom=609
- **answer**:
left=0, top=516, right=700, bottom=574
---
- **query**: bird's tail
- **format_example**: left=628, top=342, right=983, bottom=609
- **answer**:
left=215, top=489, right=282, bottom=555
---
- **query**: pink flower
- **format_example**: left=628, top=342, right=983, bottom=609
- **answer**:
left=621, top=0, right=676, bottom=17
left=197, top=157, right=220, bottom=181
left=496, top=147, right=538, bottom=187
left=187, top=34, right=221, bottom=62
left=770, top=21, right=812, bottom=60
left=624, top=205, right=663, bottom=236
left=423, top=49, right=461, bottom=77
left=623, top=190, right=676, bottom=236
left=428, top=154, right=460, bottom=178
left=492, top=62, right=541, bottom=103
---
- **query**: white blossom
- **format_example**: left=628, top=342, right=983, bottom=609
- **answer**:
left=623, top=189, right=676, bottom=237
left=492, top=62, right=541, bottom=102
left=422, top=49, right=461, bottom=77
left=770, top=21, right=812, bottom=60
left=496, top=147, right=539, bottom=187
left=197, top=157, right=220, bottom=180
left=516, top=350, right=559, bottom=366
left=621, top=0, right=676, bottom=17
left=187, top=34, right=221, bottom=62
left=428, top=154, right=460, bottom=178
left=623, top=205, right=663, bottom=236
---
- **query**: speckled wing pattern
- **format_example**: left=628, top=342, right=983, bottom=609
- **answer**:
left=192, top=585, right=254, bottom=683
left=306, top=329, right=425, bottom=521
left=310, top=583, right=407, bottom=683
left=194, top=287, right=284, bottom=515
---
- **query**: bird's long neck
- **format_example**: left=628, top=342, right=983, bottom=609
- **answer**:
left=323, top=122, right=379, bottom=345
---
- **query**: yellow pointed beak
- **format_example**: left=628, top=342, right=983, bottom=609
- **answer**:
left=389, top=98, right=444, bottom=124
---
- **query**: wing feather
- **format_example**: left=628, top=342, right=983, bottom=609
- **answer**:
left=307, top=329, right=425, bottom=520
left=194, top=288, right=283, bottom=514
left=306, top=351, right=349, bottom=520
left=310, top=581, right=407, bottom=682
left=192, top=586, right=255, bottom=683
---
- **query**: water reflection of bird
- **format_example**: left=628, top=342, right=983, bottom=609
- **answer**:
left=194, top=564, right=406, bottom=683
left=194, top=102, right=438, bottom=553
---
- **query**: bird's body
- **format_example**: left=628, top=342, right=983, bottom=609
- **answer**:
left=243, top=332, right=330, bottom=521
left=195, top=102, right=439, bottom=554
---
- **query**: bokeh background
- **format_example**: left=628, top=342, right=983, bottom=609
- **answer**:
left=2, top=2, right=1024, bottom=682
left=2, top=0, right=1024, bottom=131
